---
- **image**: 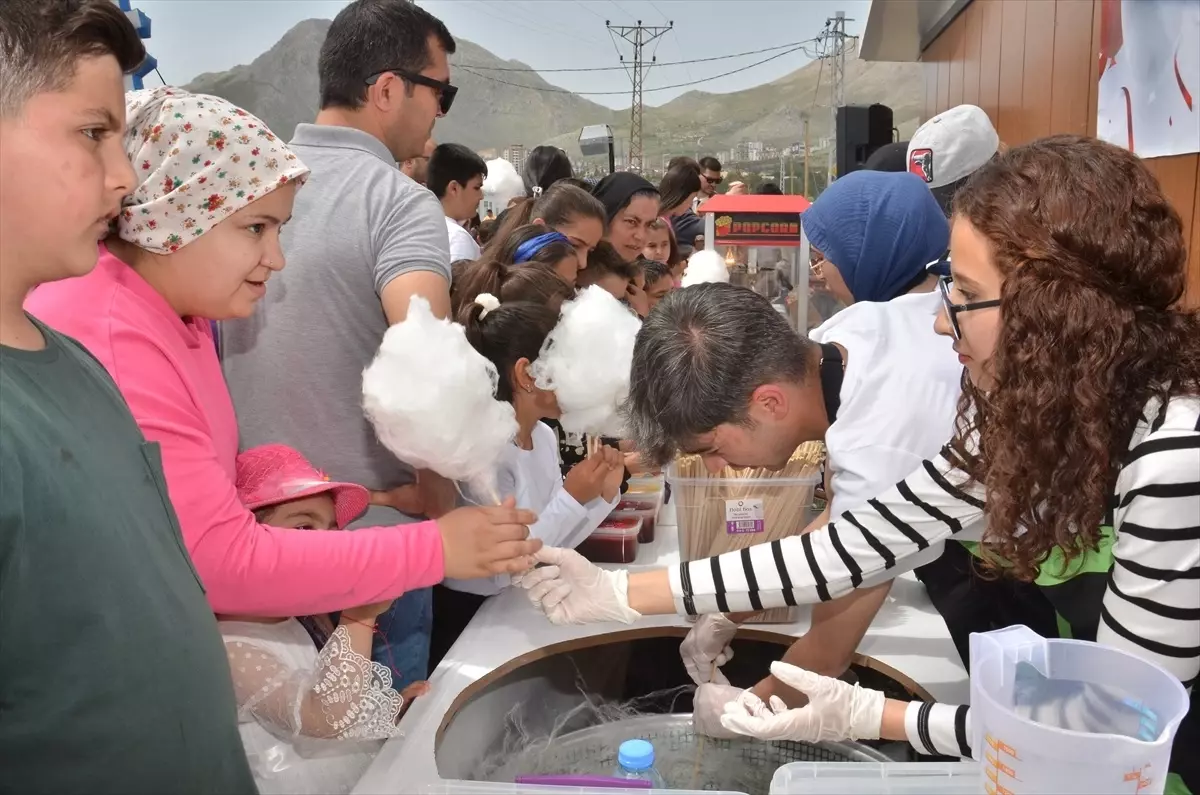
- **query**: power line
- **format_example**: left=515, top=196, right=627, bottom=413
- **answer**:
left=456, top=43, right=811, bottom=96
left=573, top=0, right=606, bottom=20
left=648, top=1, right=670, bottom=24
left=455, top=39, right=817, bottom=73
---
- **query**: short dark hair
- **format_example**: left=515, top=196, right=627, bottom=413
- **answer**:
left=318, top=0, right=455, bottom=111
left=522, top=145, right=573, bottom=195
left=699, top=156, right=722, bottom=173
left=428, top=143, right=487, bottom=199
left=0, top=0, right=146, bottom=117
left=626, top=283, right=811, bottom=465
left=581, top=241, right=638, bottom=283
left=756, top=182, right=783, bottom=195
left=641, top=258, right=673, bottom=286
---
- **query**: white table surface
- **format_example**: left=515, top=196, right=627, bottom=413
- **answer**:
left=353, top=505, right=968, bottom=794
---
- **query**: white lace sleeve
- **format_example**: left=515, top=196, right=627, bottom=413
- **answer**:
left=224, top=625, right=404, bottom=741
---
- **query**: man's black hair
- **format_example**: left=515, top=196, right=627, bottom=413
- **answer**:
left=428, top=143, right=487, bottom=199
left=698, top=156, right=722, bottom=173
left=318, top=0, right=455, bottom=110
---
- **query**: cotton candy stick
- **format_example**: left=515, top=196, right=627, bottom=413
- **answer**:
left=530, top=285, right=641, bottom=438
left=362, top=295, right=518, bottom=503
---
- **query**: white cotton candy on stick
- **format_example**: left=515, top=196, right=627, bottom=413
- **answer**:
left=531, top=285, right=641, bottom=437
left=362, top=295, right=518, bottom=503
left=680, top=249, right=731, bottom=287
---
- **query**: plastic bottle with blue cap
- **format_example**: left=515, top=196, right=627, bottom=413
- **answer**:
left=613, top=739, right=666, bottom=787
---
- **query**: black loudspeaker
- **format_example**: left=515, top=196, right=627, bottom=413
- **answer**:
left=836, top=103, right=894, bottom=177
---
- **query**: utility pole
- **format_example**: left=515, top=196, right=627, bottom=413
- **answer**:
left=803, top=116, right=810, bottom=197
left=818, top=11, right=852, bottom=187
left=608, top=19, right=672, bottom=175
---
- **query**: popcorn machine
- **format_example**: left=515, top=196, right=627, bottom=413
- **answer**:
left=697, top=194, right=819, bottom=332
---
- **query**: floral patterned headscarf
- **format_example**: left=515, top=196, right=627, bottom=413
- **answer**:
left=118, top=86, right=309, bottom=254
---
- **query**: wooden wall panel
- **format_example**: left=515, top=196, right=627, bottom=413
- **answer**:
left=1051, top=0, right=1095, bottom=136
left=947, top=12, right=967, bottom=107
left=1020, top=0, right=1056, bottom=140
left=920, top=0, right=1200, bottom=307
left=1190, top=174, right=1200, bottom=308
left=996, top=0, right=1028, bottom=143
left=962, top=1, right=984, bottom=107
left=977, top=0, right=1004, bottom=122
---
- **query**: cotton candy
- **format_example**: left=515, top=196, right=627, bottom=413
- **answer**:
left=681, top=249, right=731, bottom=287
left=481, top=158, right=527, bottom=216
left=362, top=295, right=518, bottom=501
left=531, top=286, right=641, bottom=437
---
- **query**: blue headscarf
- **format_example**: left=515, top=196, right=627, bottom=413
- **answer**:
left=802, top=171, right=949, bottom=303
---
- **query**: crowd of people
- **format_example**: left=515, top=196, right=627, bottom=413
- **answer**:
left=0, top=1, right=1196, bottom=794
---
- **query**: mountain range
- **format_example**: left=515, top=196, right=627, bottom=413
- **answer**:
left=186, top=19, right=924, bottom=162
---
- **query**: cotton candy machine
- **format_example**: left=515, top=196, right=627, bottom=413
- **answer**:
left=432, top=633, right=936, bottom=794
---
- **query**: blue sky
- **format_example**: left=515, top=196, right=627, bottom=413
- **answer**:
left=134, top=0, right=870, bottom=109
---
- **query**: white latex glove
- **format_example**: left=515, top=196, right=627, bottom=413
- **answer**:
left=680, top=614, right=738, bottom=685
left=692, top=683, right=745, bottom=739
left=719, top=661, right=885, bottom=743
left=513, top=547, right=642, bottom=625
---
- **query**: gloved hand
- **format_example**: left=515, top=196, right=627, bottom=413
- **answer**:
left=680, top=614, right=738, bottom=685
left=512, top=547, right=642, bottom=625
left=692, top=683, right=745, bottom=739
left=720, top=661, right=885, bottom=743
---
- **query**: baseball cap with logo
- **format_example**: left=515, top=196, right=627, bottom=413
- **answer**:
left=906, top=105, right=1000, bottom=190
left=236, top=444, right=370, bottom=530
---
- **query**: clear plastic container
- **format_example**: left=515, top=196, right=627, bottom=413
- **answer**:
left=611, top=495, right=661, bottom=544
left=970, top=625, right=1190, bottom=794
left=577, top=517, right=642, bottom=564
left=612, top=739, right=666, bottom=789
left=666, top=461, right=821, bottom=623
left=769, top=761, right=981, bottom=794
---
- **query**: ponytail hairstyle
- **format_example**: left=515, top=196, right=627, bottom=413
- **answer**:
left=646, top=216, right=681, bottom=266
left=658, top=164, right=702, bottom=216
left=482, top=183, right=605, bottom=259
left=452, top=249, right=576, bottom=319
left=578, top=240, right=638, bottom=289
left=461, top=296, right=561, bottom=403
left=522, top=145, right=573, bottom=196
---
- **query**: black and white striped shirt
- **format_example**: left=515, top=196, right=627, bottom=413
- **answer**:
left=670, top=395, right=1200, bottom=736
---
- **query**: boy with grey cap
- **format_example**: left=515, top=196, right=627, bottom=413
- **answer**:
left=907, top=104, right=1000, bottom=215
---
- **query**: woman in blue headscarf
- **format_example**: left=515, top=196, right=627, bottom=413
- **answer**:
left=803, top=170, right=948, bottom=306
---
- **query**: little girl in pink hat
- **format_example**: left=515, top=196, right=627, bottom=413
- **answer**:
left=220, top=443, right=428, bottom=795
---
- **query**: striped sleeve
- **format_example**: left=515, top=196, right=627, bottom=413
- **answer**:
left=669, top=451, right=987, bottom=615
left=904, top=701, right=974, bottom=758
left=1099, top=398, right=1200, bottom=688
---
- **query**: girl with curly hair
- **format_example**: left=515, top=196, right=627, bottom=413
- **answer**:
left=517, top=135, right=1200, bottom=789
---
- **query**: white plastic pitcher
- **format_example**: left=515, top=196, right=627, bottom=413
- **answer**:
left=969, top=625, right=1189, bottom=795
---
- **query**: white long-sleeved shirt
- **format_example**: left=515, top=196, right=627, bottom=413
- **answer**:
left=670, top=394, right=1200, bottom=758
left=449, top=421, right=617, bottom=595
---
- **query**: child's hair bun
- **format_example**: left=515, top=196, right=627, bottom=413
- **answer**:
left=475, top=293, right=501, bottom=319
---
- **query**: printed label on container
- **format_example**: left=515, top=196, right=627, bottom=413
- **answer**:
left=725, top=498, right=765, bottom=535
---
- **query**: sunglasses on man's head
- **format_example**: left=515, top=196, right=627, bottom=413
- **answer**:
left=366, top=69, right=457, bottom=115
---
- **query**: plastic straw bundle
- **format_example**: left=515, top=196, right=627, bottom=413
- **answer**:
left=673, top=441, right=826, bottom=623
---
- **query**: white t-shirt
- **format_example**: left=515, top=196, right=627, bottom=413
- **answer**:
left=447, top=421, right=616, bottom=595
left=446, top=216, right=481, bottom=262
left=808, top=291, right=962, bottom=518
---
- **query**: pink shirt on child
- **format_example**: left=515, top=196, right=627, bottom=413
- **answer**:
left=25, top=246, right=445, bottom=615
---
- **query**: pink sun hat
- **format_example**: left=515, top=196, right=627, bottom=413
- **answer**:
left=235, top=444, right=370, bottom=530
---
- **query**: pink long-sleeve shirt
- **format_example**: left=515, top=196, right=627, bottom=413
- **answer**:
left=25, top=247, right=445, bottom=615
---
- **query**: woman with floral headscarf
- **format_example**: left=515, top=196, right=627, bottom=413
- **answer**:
left=25, top=86, right=539, bottom=689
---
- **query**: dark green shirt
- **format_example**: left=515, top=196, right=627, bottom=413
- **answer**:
left=0, top=320, right=254, bottom=794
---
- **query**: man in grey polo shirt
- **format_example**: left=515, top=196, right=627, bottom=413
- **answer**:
left=221, top=0, right=460, bottom=690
